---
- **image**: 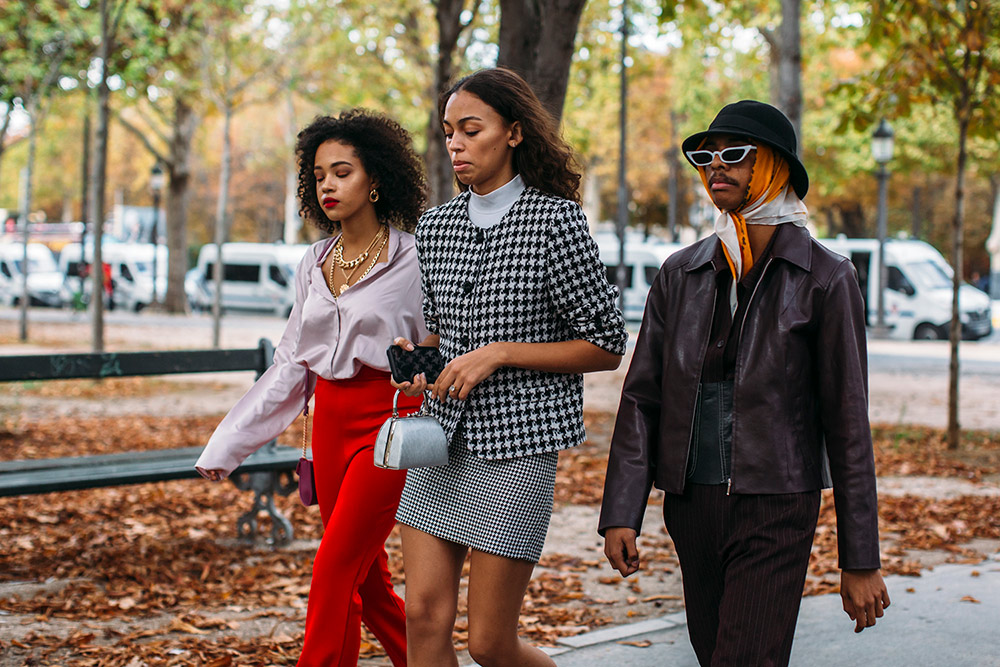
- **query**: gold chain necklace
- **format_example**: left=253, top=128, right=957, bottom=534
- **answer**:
left=328, top=225, right=387, bottom=296
left=353, top=228, right=389, bottom=288
left=333, top=225, right=384, bottom=269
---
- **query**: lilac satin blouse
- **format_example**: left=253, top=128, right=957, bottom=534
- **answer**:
left=195, top=229, right=429, bottom=477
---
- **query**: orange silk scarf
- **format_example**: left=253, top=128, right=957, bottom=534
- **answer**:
left=697, top=143, right=791, bottom=280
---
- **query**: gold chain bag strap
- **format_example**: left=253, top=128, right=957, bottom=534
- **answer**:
left=295, top=385, right=318, bottom=506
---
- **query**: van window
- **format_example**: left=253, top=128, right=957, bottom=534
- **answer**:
left=269, top=264, right=288, bottom=287
left=119, top=263, right=134, bottom=282
left=206, top=263, right=260, bottom=283
left=905, top=260, right=952, bottom=291
left=887, top=266, right=915, bottom=295
left=605, top=264, right=634, bottom=288
left=0, top=261, right=11, bottom=278
left=66, top=260, right=81, bottom=278
left=644, top=266, right=660, bottom=287
left=848, top=251, right=872, bottom=324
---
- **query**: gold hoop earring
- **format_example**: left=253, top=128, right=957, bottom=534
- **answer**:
left=369, top=188, right=379, bottom=203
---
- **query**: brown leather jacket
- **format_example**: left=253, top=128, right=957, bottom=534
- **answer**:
left=599, top=225, right=880, bottom=570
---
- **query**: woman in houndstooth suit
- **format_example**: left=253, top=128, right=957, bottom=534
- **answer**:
left=393, top=68, right=628, bottom=667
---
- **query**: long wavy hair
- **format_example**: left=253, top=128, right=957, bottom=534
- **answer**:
left=296, top=109, right=427, bottom=234
left=439, top=68, right=582, bottom=204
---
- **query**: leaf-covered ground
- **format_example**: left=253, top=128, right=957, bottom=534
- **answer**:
left=1, top=409, right=998, bottom=665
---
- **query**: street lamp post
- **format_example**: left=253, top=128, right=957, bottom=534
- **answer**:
left=871, top=119, right=894, bottom=337
left=615, top=0, right=629, bottom=314
left=149, top=163, right=165, bottom=308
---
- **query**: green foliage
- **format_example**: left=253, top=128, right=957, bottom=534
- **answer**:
left=3, top=0, right=998, bottom=268
left=840, top=0, right=1000, bottom=137
left=0, top=0, right=93, bottom=107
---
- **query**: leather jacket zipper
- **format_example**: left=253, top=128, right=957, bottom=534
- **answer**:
left=683, top=276, right=719, bottom=488
left=728, top=255, right=776, bottom=496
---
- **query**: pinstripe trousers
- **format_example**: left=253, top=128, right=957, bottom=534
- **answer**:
left=663, top=484, right=821, bottom=667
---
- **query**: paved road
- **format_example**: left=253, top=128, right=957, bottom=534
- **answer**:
left=547, top=558, right=1000, bottom=666
left=5, top=306, right=1000, bottom=384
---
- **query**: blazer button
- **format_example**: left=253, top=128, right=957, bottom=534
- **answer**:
left=476, top=230, right=486, bottom=243
left=462, top=281, right=474, bottom=294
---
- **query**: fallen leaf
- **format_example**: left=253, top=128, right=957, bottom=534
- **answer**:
left=618, top=639, right=652, bottom=647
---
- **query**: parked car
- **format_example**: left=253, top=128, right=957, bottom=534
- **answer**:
left=0, top=242, right=64, bottom=308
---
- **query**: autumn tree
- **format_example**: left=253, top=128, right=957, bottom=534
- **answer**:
left=200, top=0, right=284, bottom=346
left=114, top=0, right=216, bottom=313
left=496, top=0, right=588, bottom=121
left=856, top=0, right=1000, bottom=448
left=0, top=0, right=89, bottom=341
left=427, top=0, right=482, bottom=205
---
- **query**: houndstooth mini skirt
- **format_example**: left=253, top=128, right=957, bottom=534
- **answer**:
left=395, top=430, right=559, bottom=563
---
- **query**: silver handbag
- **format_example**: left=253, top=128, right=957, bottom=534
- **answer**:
left=373, top=390, right=449, bottom=470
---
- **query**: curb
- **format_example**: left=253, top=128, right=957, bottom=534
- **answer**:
left=541, top=611, right=688, bottom=658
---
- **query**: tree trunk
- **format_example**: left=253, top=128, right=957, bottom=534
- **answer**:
left=90, top=0, right=112, bottom=352
left=910, top=186, right=922, bottom=240
left=0, top=106, right=12, bottom=204
left=80, top=110, right=90, bottom=245
left=211, top=104, right=233, bottom=348
left=497, top=0, right=587, bottom=122
left=667, top=110, right=680, bottom=242
left=947, top=115, right=969, bottom=450
left=283, top=90, right=300, bottom=243
left=776, top=0, right=802, bottom=152
left=164, top=99, right=198, bottom=313
left=19, top=107, right=38, bottom=342
left=427, top=0, right=466, bottom=206
left=987, top=173, right=1000, bottom=300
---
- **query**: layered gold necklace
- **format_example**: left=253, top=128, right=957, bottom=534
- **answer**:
left=328, top=224, right=388, bottom=296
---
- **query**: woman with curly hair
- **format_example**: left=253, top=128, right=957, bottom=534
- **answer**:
left=393, top=68, right=628, bottom=666
left=196, top=108, right=428, bottom=666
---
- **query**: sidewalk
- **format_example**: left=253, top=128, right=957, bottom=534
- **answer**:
left=541, top=557, right=1000, bottom=666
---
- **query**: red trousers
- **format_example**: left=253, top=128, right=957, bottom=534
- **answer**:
left=298, top=367, right=421, bottom=667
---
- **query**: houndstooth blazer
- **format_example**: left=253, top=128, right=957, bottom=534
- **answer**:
left=416, top=186, right=628, bottom=459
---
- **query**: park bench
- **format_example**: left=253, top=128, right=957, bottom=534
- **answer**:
left=0, top=338, right=304, bottom=544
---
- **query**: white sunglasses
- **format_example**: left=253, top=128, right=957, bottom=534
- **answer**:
left=685, top=144, right=756, bottom=167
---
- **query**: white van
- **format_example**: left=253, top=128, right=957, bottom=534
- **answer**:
left=0, top=242, right=64, bottom=308
left=595, top=232, right=685, bottom=321
left=187, top=242, right=309, bottom=317
left=104, top=243, right=169, bottom=312
left=58, top=241, right=168, bottom=312
left=818, top=236, right=992, bottom=340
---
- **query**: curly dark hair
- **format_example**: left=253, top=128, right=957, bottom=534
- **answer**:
left=439, top=68, right=582, bottom=204
left=296, top=109, right=427, bottom=234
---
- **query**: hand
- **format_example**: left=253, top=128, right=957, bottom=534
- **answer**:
left=604, top=526, right=640, bottom=577
left=840, top=568, right=890, bottom=633
left=430, top=343, right=505, bottom=403
left=196, top=467, right=226, bottom=482
left=391, top=337, right=427, bottom=397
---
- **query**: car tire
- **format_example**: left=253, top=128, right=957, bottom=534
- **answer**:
left=914, top=323, right=943, bottom=340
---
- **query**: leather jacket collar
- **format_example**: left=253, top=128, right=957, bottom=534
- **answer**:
left=684, top=223, right=814, bottom=274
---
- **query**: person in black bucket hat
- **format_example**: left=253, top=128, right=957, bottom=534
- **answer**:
left=600, top=100, right=889, bottom=666
left=681, top=99, right=809, bottom=199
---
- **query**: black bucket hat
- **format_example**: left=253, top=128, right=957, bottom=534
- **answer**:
left=682, top=100, right=809, bottom=199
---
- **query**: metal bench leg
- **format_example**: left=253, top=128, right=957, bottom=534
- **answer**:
left=231, top=470, right=298, bottom=545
